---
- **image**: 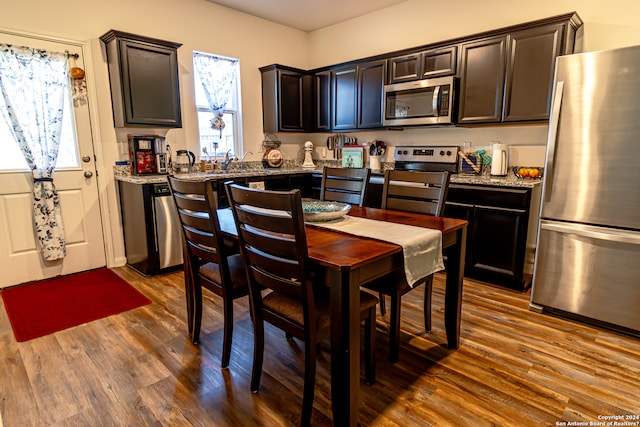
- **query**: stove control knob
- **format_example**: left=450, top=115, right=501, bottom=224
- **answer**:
left=440, top=150, right=445, bottom=156
left=403, top=150, right=408, bottom=155
left=446, top=150, right=452, bottom=156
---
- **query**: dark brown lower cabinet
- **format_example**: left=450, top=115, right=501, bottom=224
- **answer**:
left=444, top=184, right=537, bottom=291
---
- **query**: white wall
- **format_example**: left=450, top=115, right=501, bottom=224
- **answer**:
left=308, top=0, right=640, bottom=66
left=1, top=0, right=311, bottom=265
left=3, top=0, right=640, bottom=266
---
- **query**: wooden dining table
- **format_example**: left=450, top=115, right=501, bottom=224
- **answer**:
left=217, top=205, right=467, bottom=426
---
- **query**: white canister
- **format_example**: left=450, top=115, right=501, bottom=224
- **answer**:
left=490, top=143, right=508, bottom=176
left=369, top=156, right=382, bottom=172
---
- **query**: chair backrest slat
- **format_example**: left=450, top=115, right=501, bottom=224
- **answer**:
left=168, top=176, right=225, bottom=266
left=226, top=183, right=312, bottom=303
left=320, top=166, right=371, bottom=207
left=382, top=170, right=450, bottom=217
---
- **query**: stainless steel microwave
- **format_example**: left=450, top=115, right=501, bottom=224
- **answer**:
left=383, top=75, right=456, bottom=126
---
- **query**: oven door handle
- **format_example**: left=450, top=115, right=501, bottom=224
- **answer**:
left=368, top=175, right=385, bottom=185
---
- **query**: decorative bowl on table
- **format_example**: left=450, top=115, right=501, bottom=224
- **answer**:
left=301, top=200, right=351, bottom=222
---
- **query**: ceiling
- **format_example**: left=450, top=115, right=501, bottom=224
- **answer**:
left=205, top=0, right=408, bottom=32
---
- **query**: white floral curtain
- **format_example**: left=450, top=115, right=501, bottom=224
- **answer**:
left=193, top=52, right=237, bottom=131
left=0, top=44, right=68, bottom=261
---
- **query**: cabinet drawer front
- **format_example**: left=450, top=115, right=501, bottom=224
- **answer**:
left=447, top=184, right=531, bottom=209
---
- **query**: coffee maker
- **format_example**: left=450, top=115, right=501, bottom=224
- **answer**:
left=128, top=135, right=168, bottom=175
left=154, top=136, right=168, bottom=174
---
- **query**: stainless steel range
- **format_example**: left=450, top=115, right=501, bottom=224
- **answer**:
left=366, top=146, right=458, bottom=207
left=392, top=146, right=459, bottom=173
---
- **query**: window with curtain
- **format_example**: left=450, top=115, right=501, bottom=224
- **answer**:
left=193, top=51, right=242, bottom=159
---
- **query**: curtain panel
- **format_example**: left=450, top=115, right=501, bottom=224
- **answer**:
left=193, top=52, right=238, bottom=131
left=0, top=44, right=69, bottom=261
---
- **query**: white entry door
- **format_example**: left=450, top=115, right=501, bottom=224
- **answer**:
left=0, top=32, right=106, bottom=288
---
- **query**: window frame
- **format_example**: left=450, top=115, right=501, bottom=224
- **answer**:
left=192, top=51, right=243, bottom=159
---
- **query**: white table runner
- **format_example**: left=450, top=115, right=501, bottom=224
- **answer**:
left=308, top=216, right=444, bottom=287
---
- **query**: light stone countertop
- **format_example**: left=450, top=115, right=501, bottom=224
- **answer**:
left=450, top=173, right=542, bottom=188
left=114, top=161, right=542, bottom=188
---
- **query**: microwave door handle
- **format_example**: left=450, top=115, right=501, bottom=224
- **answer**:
left=432, top=85, right=440, bottom=116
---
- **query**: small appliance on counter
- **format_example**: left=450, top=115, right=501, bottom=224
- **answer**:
left=154, top=136, right=168, bottom=174
left=302, top=141, right=316, bottom=169
left=490, top=142, right=508, bottom=176
left=128, top=135, right=168, bottom=175
left=173, top=150, right=195, bottom=174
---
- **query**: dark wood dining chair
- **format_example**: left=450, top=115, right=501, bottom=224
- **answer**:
left=363, top=169, right=451, bottom=362
left=225, top=182, right=378, bottom=426
left=168, top=176, right=249, bottom=368
left=320, top=166, right=371, bottom=207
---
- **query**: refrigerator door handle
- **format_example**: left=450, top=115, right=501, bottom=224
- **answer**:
left=543, top=81, right=565, bottom=203
left=541, top=221, right=640, bottom=245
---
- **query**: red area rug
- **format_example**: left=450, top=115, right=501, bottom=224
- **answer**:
left=1, top=268, right=151, bottom=342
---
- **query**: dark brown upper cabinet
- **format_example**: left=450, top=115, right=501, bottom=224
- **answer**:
left=331, top=65, right=358, bottom=130
left=331, top=60, right=386, bottom=130
left=458, top=13, right=582, bottom=124
left=315, top=70, right=331, bottom=131
left=387, top=53, right=421, bottom=84
left=388, top=46, right=458, bottom=84
left=357, top=60, right=386, bottom=128
left=259, top=12, right=582, bottom=131
left=100, top=30, right=182, bottom=128
left=503, top=23, right=564, bottom=122
left=422, top=46, right=458, bottom=79
left=458, top=35, right=508, bottom=124
left=260, top=64, right=313, bottom=133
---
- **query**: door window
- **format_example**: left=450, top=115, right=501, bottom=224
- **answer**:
left=0, top=70, right=79, bottom=171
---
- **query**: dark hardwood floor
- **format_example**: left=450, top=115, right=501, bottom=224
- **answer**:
left=1, top=267, right=639, bottom=426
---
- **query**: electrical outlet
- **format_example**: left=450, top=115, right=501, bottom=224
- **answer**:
left=248, top=181, right=265, bottom=190
left=118, top=141, right=129, bottom=158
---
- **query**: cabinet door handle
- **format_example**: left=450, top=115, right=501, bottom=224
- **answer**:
left=475, top=205, right=526, bottom=214
left=446, top=201, right=474, bottom=208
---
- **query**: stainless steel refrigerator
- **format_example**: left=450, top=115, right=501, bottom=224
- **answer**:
left=530, top=45, right=640, bottom=335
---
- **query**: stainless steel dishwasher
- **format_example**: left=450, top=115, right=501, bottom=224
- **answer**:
left=118, top=180, right=183, bottom=275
